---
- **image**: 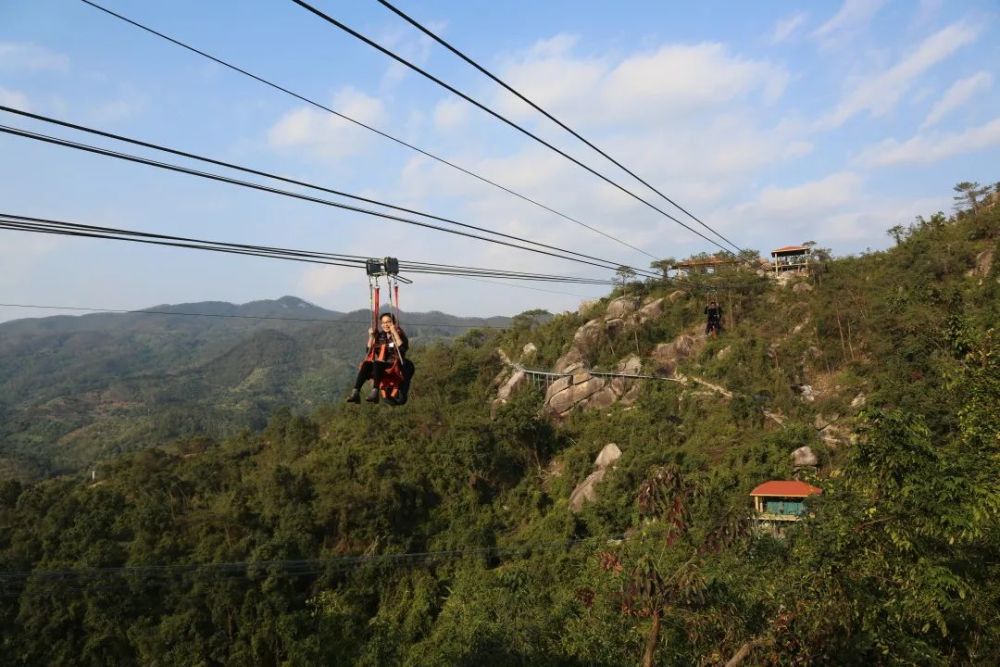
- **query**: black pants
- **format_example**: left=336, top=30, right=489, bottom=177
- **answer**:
left=354, top=359, right=416, bottom=401
left=706, top=319, right=722, bottom=334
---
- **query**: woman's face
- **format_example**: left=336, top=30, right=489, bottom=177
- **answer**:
left=380, top=316, right=393, bottom=331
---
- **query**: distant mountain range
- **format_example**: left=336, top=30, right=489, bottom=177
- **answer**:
left=0, top=296, right=511, bottom=480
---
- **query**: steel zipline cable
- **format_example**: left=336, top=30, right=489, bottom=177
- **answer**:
left=78, top=0, right=661, bottom=266
left=0, top=105, right=652, bottom=276
left=0, top=213, right=614, bottom=286
left=377, top=0, right=744, bottom=254
left=0, top=533, right=631, bottom=596
left=290, top=0, right=737, bottom=257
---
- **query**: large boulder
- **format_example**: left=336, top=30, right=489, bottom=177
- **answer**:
left=569, top=468, right=607, bottom=512
left=521, top=342, right=537, bottom=359
left=544, top=373, right=605, bottom=415
left=968, top=249, right=993, bottom=278
left=606, top=296, right=639, bottom=319
left=569, top=444, right=622, bottom=512
left=650, top=335, right=696, bottom=376
left=496, top=370, right=527, bottom=403
left=573, top=319, right=603, bottom=348
left=637, top=298, right=665, bottom=322
left=553, top=348, right=585, bottom=373
left=667, top=289, right=687, bottom=303
left=594, top=443, right=622, bottom=468
left=791, top=446, right=818, bottom=467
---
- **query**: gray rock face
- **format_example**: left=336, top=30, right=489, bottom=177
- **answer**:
left=969, top=249, right=993, bottom=278
left=553, top=348, right=585, bottom=374
left=570, top=444, right=622, bottom=512
left=606, top=297, right=639, bottom=319
left=637, top=298, right=665, bottom=322
left=497, top=370, right=527, bottom=402
left=667, top=289, right=687, bottom=303
left=543, top=355, right=643, bottom=417
left=569, top=468, right=607, bottom=512
left=791, top=446, right=818, bottom=467
left=650, top=335, right=696, bottom=376
left=594, top=443, right=622, bottom=468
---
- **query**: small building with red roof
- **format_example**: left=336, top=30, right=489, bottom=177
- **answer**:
left=771, top=245, right=812, bottom=273
left=750, top=480, right=822, bottom=536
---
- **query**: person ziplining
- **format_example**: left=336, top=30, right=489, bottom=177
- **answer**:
left=704, top=299, right=723, bottom=338
left=345, top=258, right=415, bottom=406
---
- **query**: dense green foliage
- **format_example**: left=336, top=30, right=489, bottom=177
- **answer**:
left=0, top=204, right=997, bottom=665
left=0, top=296, right=508, bottom=479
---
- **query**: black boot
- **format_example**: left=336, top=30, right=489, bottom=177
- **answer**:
left=345, top=389, right=361, bottom=403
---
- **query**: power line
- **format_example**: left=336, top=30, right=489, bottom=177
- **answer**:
left=0, top=105, right=655, bottom=278
left=0, top=213, right=614, bottom=285
left=290, top=0, right=736, bottom=257
left=377, top=0, right=744, bottom=254
left=0, top=123, right=649, bottom=277
left=78, top=0, right=660, bottom=267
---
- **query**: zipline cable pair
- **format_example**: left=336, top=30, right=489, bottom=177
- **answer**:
left=78, top=0, right=668, bottom=266
left=290, top=0, right=742, bottom=256
left=0, top=214, right=614, bottom=285
left=375, top=0, right=745, bottom=256
left=0, top=112, right=658, bottom=281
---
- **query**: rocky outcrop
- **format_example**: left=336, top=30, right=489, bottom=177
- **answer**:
left=791, top=446, right=818, bottom=467
left=650, top=335, right=697, bottom=376
left=967, top=249, right=993, bottom=279
left=543, top=355, right=643, bottom=417
left=637, top=298, right=665, bottom=323
left=569, top=443, right=621, bottom=512
left=606, top=296, right=639, bottom=319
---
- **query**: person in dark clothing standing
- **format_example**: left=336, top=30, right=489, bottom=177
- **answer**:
left=705, top=299, right=723, bottom=338
left=345, top=312, right=413, bottom=404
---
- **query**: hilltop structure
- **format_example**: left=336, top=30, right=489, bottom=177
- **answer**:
left=771, top=245, right=812, bottom=274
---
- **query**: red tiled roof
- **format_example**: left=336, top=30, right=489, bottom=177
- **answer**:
left=772, top=245, right=810, bottom=253
left=750, top=480, right=822, bottom=497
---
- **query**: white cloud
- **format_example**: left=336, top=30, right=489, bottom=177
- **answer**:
left=268, top=87, right=387, bottom=162
left=736, top=172, right=863, bottom=220
left=859, top=117, right=1000, bottom=166
left=771, top=11, right=808, bottom=44
left=296, top=264, right=360, bottom=302
left=0, top=86, right=30, bottom=111
left=432, top=98, right=469, bottom=130
left=496, top=38, right=788, bottom=127
left=920, top=71, right=993, bottom=129
left=819, top=21, right=981, bottom=128
left=0, top=42, right=69, bottom=71
left=812, top=0, right=887, bottom=46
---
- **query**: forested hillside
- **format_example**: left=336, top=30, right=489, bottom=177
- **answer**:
left=0, top=296, right=509, bottom=480
left=0, top=205, right=997, bottom=665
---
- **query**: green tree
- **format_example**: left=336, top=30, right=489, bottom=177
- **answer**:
left=953, top=181, right=990, bottom=214
left=649, top=258, right=676, bottom=280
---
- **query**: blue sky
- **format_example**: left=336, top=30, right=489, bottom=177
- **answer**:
left=1, top=0, right=998, bottom=322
